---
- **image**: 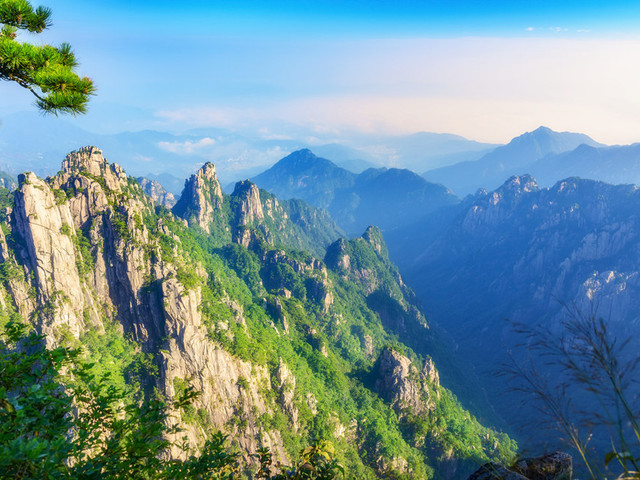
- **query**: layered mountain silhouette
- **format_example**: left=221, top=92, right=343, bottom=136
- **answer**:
left=251, top=149, right=459, bottom=235
left=529, top=142, right=640, bottom=187
left=423, top=126, right=603, bottom=195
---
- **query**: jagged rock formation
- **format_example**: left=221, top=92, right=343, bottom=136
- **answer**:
left=137, top=176, right=176, bottom=208
left=172, top=162, right=224, bottom=233
left=0, top=147, right=286, bottom=464
left=171, top=168, right=343, bottom=258
left=374, top=348, right=439, bottom=417
left=325, top=226, right=428, bottom=340
left=0, top=146, right=518, bottom=479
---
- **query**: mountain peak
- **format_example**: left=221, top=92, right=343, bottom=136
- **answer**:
left=62, top=146, right=115, bottom=176
left=251, top=149, right=355, bottom=209
left=362, top=225, right=388, bottom=257
left=59, top=146, right=128, bottom=192
left=532, top=125, right=553, bottom=134
left=198, top=161, right=218, bottom=178
left=511, top=126, right=600, bottom=149
left=277, top=149, right=335, bottom=169
left=172, top=162, right=223, bottom=232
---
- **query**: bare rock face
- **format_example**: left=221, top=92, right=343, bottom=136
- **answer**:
left=232, top=180, right=264, bottom=227
left=137, top=177, right=176, bottom=208
left=172, top=162, right=223, bottom=232
left=13, top=171, right=91, bottom=341
left=7, top=147, right=164, bottom=345
left=374, top=348, right=439, bottom=417
left=159, top=277, right=287, bottom=463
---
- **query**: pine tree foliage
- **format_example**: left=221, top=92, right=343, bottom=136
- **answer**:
left=0, top=0, right=94, bottom=114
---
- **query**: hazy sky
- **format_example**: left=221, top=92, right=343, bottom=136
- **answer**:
left=3, top=0, right=640, bottom=144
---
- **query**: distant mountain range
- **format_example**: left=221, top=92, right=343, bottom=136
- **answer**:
left=251, top=149, right=459, bottom=235
left=423, top=126, right=603, bottom=195
left=529, top=142, right=640, bottom=187
left=0, top=110, right=501, bottom=187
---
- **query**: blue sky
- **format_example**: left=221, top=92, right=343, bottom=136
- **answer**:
left=3, top=1, right=640, bottom=144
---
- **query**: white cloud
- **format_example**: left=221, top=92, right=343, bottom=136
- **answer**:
left=158, top=137, right=216, bottom=155
left=152, top=37, right=640, bottom=145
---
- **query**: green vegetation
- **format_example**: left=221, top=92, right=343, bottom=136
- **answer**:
left=0, top=320, right=238, bottom=479
left=0, top=0, right=95, bottom=114
left=0, top=320, right=349, bottom=479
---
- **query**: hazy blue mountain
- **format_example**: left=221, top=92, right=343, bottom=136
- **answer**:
left=144, top=172, right=185, bottom=196
left=311, top=143, right=381, bottom=172
left=385, top=131, right=499, bottom=171
left=386, top=174, right=640, bottom=454
left=0, top=112, right=300, bottom=184
left=332, top=166, right=458, bottom=234
left=423, top=126, right=603, bottom=195
left=528, top=142, right=640, bottom=187
left=252, top=149, right=459, bottom=235
left=0, top=110, right=502, bottom=186
left=251, top=149, right=357, bottom=208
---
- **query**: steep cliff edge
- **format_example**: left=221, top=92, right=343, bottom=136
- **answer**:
left=0, top=147, right=517, bottom=478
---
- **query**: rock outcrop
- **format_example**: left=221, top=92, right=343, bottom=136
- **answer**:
left=137, top=177, right=176, bottom=208
left=0, top=147, right=288, bottom=464
left=172, top=162, right=223, bottom=232
left=374, top=348, right=439, bottom=417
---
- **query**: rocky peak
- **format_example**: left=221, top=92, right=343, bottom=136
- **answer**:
left=59, top=146, right=127, bottom=193
left=137, top=177, right=176, bottom=208
left=362, top=226, right=388, bottom=258
left=374, top=348, right=438, bottom=417
left=231, top=180, right=264, bottom=227
left=172, top=162, right=223, bottom=233
left=495, top=175, right=539, bottom=198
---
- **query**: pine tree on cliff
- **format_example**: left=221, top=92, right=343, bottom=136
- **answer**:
left=0, top=0, right=94, bottom=114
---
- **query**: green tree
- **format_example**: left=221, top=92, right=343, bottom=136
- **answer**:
left=0, top=0, right=94, bottom=114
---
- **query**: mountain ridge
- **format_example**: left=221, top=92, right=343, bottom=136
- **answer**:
left=252, top=149, right=459, bottom=235
left=0, top=146, right=517, bottom=479
left=423, top=126, right=603, bottom=195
